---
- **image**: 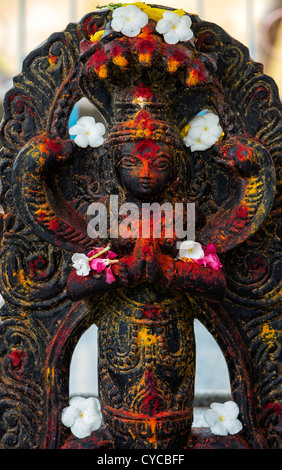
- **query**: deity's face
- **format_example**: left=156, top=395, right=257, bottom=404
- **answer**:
left=115, top=139, right=175, bottom=200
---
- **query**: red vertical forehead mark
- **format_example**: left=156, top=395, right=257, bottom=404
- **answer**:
left=136, top=139, right=160, bottom=156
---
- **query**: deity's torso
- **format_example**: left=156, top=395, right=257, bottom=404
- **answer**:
left=97, top=284, right=195, bottom=449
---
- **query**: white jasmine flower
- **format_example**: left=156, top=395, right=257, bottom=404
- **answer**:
left=71, top=253, right=91, bottom=276
left=203, top=401, right=243, bottom=436
left=111, top=5, right=148, bottom=38
left=177, top=240, right=204, bottom=260
left=156, top=12, right=193, bottom=44
left=0, top=294, right=5, bottom=309
left=183, top=110, right=223, bottom=152
left=69, top=116, right=105, bottom=148
left=61, top=396, right=102, bottom=439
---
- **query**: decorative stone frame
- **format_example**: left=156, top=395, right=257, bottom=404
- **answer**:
left=0, top=5, right=281, bottom=449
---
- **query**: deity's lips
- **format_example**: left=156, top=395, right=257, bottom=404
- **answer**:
left=139, top=179, right=154, bottom=190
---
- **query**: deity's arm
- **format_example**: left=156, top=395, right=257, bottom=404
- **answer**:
left=12, top=133, right=93, bottom=252
left=66, top=268, right=118, bottom=300
left=67, top=244, right=146, bottom=301
left=165, top=258, right=227, bottom=302
left=197, top=136, right=276, bottom=252
left=151, top=253, right=226, bottom=302
left=141, top=238, right=227, bottom=302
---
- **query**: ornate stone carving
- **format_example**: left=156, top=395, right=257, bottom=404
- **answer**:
left=0, top=4, right=281, bottom=449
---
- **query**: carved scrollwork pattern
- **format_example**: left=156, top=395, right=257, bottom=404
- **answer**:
left=0, top=315, right=47, bottom=448
left=0, top=6, right=281, bottom=449
left=191, top=17, right=282, bottom=448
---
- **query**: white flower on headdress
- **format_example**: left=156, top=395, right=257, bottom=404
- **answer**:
left=177, top=240, right=204, bottom=260
left=156, top=12, right=193, bottom=44
left=71, top=253, right=91, bottom=276
left=69, top=116, right=105, bottom=148
left=0, top=294, right=5, bottom=309
left=203, top=401, right=243, bottom=436
left=61, top=396, right=102, bottom=439
left=183, top=110, right=223, bottom=152
left=111, top=5, right=149, bottom=37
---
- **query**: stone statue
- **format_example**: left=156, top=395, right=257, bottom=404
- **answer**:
left=0, top=4, right=281, bottom=449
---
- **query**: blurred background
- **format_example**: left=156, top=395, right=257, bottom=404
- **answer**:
left=0, top=0, right=281, bottom=426
left=0, top=0, right=282, bottom=104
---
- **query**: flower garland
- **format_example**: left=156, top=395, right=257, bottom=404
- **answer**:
left=177, top=240, right=223, bottom=271
left=68, top=4, right=224, bottom=153
left=71, top=240, right=222, bottom=285
left=98, top=3, right=193, bottom=44
left=69, top=109, right=224, bottom=152
left=71, top=245, right=118, bottom=284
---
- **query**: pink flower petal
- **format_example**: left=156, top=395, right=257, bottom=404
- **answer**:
left=196, top=257, right=209, bottom=267
left=89, top=258, right=100, bottom=270
left=204, top=243, right=217, bottom=255
left=107, top=251, right=118, bottom=260
left=87, top=249, right=98, bottom=258
left=96, top=260, right=109, bottom=273
left=203, top=253, right=222, bottom=271
left=193, top=244, right=222, bottom=271
left=106, top=267, right=116, bottom=284
left=89, top=258, right=109, bottom=272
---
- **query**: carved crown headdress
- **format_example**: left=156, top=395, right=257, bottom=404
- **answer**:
left=107, top=85, right=181, bottom=145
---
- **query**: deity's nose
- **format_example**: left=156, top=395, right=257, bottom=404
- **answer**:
left=140, top=160, right=151, bottom=178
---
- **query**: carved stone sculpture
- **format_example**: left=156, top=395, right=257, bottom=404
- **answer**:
left=0, top=4, right=281, bottom=449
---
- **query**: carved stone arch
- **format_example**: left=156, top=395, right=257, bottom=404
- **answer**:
left=0, top=4, right=281, bottom=449
left=191, top=296, right=267, bottom=448
left=43, top=299, right=102, bottom=449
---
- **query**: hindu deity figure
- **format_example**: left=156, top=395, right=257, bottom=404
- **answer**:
left=66, top=86, right=227, bottom=448
left=0, top=4, right=281, bottom=450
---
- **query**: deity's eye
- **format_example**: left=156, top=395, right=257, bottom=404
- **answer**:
left=153, top=156, right=172, bottom=170
left=120, top=155, right=139, bottom=169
